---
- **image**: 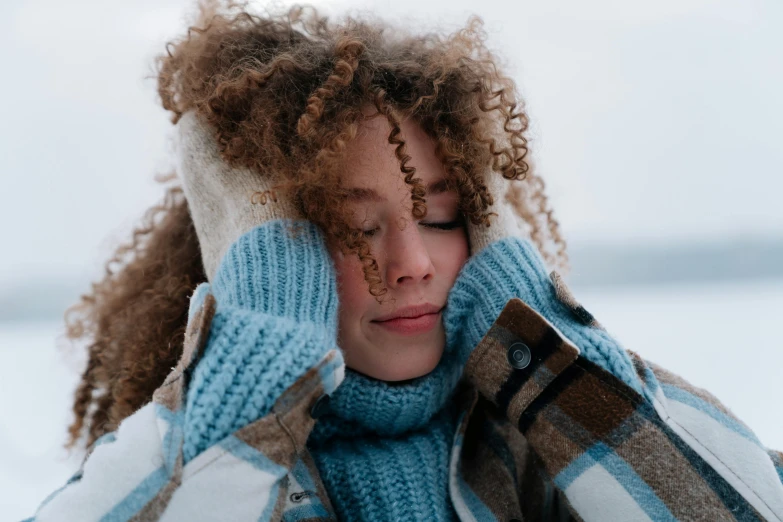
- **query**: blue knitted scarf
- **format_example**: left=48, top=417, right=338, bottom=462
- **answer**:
left=307, top=342, right=465, bottom=520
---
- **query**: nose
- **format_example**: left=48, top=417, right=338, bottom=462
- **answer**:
left=383, top=220, right=435, bottom=288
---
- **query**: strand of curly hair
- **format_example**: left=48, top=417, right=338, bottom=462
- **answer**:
left=64, top=180, right=205, bottom=448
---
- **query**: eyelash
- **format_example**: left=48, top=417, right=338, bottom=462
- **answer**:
left=361, top=220, right=463, bottom=237
left=422, top=220, right=463, bottom=231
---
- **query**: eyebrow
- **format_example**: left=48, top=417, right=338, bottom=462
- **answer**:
left=343, top=178, right=453, bottom=202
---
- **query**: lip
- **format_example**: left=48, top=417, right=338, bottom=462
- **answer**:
left=373, top=304, right=443, bottom=322
left=371, top=304, right=444, bottom=336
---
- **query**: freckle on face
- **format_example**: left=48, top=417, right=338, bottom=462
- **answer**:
left=330, top=112, right=470, bottom=382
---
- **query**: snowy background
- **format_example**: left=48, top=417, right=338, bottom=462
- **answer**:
left=1, top=0, right=782, bottom=519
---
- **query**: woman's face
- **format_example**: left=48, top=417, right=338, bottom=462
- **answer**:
left=329, top=114, right=470, bottom=383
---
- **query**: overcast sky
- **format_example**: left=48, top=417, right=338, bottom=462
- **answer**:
left=1, top=0, right=781, bottom=286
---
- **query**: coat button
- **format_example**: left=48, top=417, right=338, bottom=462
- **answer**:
left=507, top=342, right=531, bottom=369
left=310, top=394, right=331, bottom=419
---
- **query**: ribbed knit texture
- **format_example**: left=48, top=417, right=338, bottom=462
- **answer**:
left=309, top=400, right=460, bottom=522
left=183, top=220, right=339, bottom=462
left=310, top=343, right=466, bottom=439
left=444, top=236, right=641, bottom=393
left=307, top=350, right=464, bottom=521
left=211, top=220, right=338, bottom=324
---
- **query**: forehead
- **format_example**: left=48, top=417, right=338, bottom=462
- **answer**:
left=340, top=115, right=448, bottom=190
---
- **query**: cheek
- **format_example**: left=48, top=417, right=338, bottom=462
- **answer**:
left=331, top=251, right=371, bottom=315
left=431, top=231, right=470, bottom=285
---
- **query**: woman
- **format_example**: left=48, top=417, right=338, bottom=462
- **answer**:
left=26, top=1, right=783, bottom=521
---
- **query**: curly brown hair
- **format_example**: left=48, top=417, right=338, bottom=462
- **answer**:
left=63, top=0, right=567, bottom=450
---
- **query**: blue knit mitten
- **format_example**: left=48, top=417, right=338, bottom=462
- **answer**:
left=444, top=236, right=641, bottom=392
left=176, top=109, right=341, bottom=462
left=182, top=219, right=339, bottom=462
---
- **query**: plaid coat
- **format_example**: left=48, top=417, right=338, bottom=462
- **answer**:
left=28, top=272, right=783, bottom=522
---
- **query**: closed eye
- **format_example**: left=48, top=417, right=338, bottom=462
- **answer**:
left=361, top=218, right=464, bottom=237
left=420, top=219, right=463, bottom=231
left=361, top=227, right=380, bottom=238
